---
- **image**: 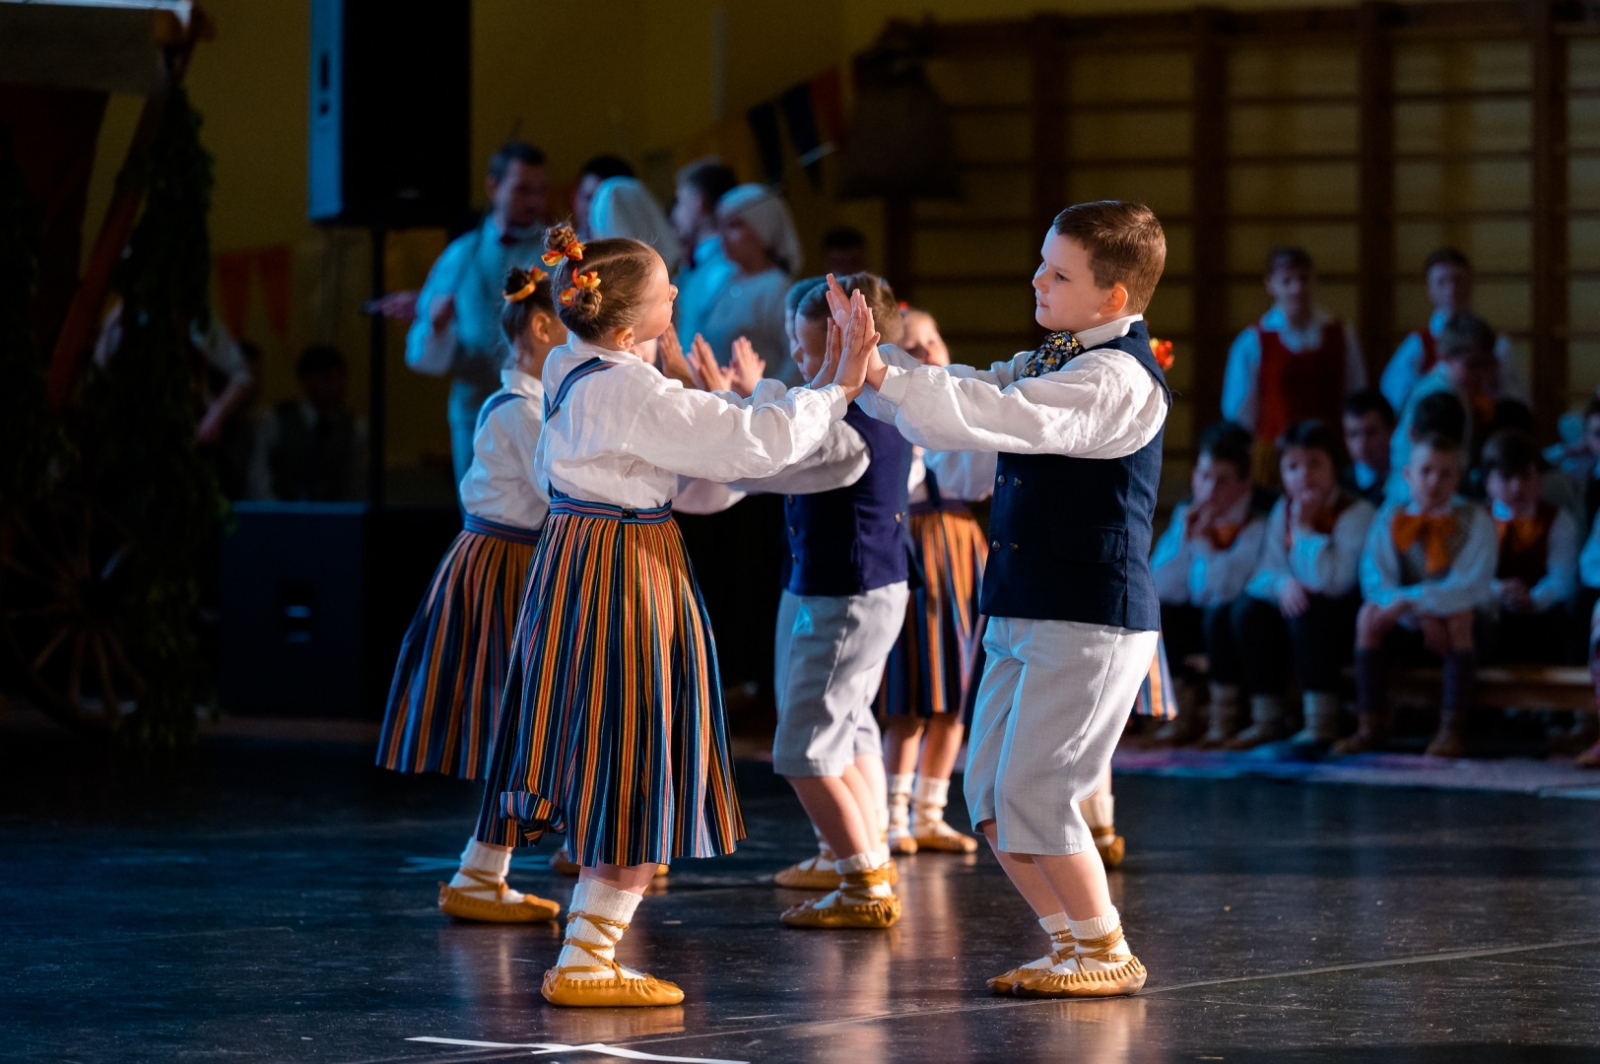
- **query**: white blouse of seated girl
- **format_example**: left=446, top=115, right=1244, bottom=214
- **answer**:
left=534, top=236, right=881, bottom=511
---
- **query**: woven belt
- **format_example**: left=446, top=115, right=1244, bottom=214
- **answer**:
left=548, top=489, right=672, bottom=524
left=462, top=513, right=543, bottom=545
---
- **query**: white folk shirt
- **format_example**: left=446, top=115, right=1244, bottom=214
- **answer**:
left=1220, top=306, right=1367, bottom=434
left=1150, top=493, right=1269, bottom=607
left=909, top=447, right=1000, bottom=504
left=1360, top=500, right=1496, bottom=617
left=536, top=336, right=848, bottom=510
left=1245, top=495, right=1377, bottom=603
left=458, top=369, right=548, bottom=531
left=857, top=315, right=1168, bottom=461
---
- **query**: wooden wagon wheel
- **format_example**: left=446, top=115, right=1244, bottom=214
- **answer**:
left=0, top=497, right=145, bottom=731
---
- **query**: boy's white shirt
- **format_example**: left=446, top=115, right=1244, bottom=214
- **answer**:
left=1220, top=306, right=1367, bottom=434
left=535, top=336, right=848, bottom=509
left=909, top=447, right=999, bottom=503
left=857, top=314, right=1168, bottom=460
left=1151, top=493, right=1268, bottom=607
left=1245, top=495, right=1377, bottom=602
left=1578, top=508, right=1600, bottom=590
left=1489, top=500, right=1579, bottom=612
left=1359, top=498, right=1496, bottom=617
left=457, top=368, right=549, bottom=530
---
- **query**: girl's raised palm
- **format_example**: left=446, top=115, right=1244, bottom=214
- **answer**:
left=729, top=336, right=766, bottom=398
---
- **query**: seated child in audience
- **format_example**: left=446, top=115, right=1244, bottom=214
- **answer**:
left=1549, top=396, right=1600, bottom=532
left=1236, top=420, right=1377, bottom=746
left=1341, top=389, right=1395, bottom=507
left=1479, top=430, right=1579, bottom=664
left=1342, top=432, right=1496, bottom=758
left=1380, top=247, right=1527, bottom=412
left=1151, top=421, right=1270, bottom=746
left=1386, top=313, right=1499, bottom=504
left=1222, top=247, right=1365, bottom=480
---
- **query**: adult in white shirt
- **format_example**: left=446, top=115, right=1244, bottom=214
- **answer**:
left=403, top=141, right=549, bottom=483
left=694, top=184, right=803, bottom=383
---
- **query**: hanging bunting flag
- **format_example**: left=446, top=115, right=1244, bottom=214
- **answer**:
left=254, top=245, right=292, bottom=343
left=745, top=100, right=785, bottom=184
left=779, top=82, right=823, bottom=190
left=213, top=249, right=253, bottom=340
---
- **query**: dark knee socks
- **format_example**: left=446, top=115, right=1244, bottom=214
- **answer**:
left=1354, top=648, right=1387, bottom=722
left=1440, top=650, right=1476, bottom=733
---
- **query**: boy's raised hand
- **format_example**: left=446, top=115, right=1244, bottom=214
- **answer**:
left=811, top=319, right=843, bottom=390
left=834, top=290, right=881, bottom=401
left=728, top=336, right=767, bottom=398
left=823, top=273, right=853, bottom=329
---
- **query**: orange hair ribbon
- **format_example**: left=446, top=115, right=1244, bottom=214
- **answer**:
left=505, top=267, right=548, bottom=303
left=541, top=239, right=586, bottom=268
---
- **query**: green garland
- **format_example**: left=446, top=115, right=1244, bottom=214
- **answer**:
left=79, top=86, right=223, bottom=745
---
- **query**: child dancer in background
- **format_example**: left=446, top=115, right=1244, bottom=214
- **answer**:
left=1341, top=432, right=1495, bottom=758
left=735, top=274, right=910, bottom=930
left=475, top=225, right=878, bottom=1007
left=1236, top=420, right=1376, bottom=746
left=879, top=307, right=991, bottom=857
left=381, top=267, right=565, bottom=924
left=857, top=200, right=1170, bottom=999
left=1150, top=421, right=1270, bottom=747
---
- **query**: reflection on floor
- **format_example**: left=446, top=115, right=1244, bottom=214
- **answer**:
left=1, top=732, right=1598, bottom=1063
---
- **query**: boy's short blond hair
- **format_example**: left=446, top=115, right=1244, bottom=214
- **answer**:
left=1052, top=200, right=1166, bottom=313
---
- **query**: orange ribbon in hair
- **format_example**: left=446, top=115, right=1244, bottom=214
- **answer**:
left=505, top=267, right=548, bottom=303
left=1391, top=511, right=1458, bottom=576
left=541, top=239, right=586, bottom=268
left=573, top=270, right=600, bottom=290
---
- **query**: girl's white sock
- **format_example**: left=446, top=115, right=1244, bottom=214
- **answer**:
left=1053, top=908, right=1133, bottom=974
left=555, top=880, right=644, bottom=981
left=449, top=839, right=526, bottom=903
left=1080, top=793, right=1114, bottom=832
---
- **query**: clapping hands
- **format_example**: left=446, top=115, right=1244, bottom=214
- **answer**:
left=823, top=273, right=888, bottom=392
left=685, top=333, right=765, bottom=399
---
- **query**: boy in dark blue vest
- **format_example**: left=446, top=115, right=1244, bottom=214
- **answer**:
left=854, top=201, right=1170, bottom=998
left=731, top=274, right=913, bottom=930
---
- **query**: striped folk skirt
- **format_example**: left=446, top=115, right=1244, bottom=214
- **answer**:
left=879, top=505, right=989, bottom=720
left=1134, top=630, right=1178, bottom=720
left=476, top=503, right=745, bottom=867
left=376, top=515, right=540, bottom=780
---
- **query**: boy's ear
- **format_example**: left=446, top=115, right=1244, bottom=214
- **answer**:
left=1101, top=282, right=1130, bottom=318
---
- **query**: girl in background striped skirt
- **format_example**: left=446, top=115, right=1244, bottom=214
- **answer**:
left=473, top=225, right=880, bottom=1008
left=378, top=266, right=566, bottom=925
left=878, top=311, right=994, bottom=859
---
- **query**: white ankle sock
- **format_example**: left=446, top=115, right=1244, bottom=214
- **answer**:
left=1080, top=794, right=1114, bottom=833
left=1021, top=911, right=1072, bottom=971
left=887, top=773, right=914, bottom=833
left=449, top=839, right=525, bottom=902
left=912, top=775, right=951, bottom=828
left=826, top=851, right=892, bottom=902
left=1059, top=908, right=1132, bottom=974
left=556, top=880, right=644, bottom=980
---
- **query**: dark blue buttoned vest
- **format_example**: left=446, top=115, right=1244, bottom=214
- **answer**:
left=783, top=405, right=915, bottom=597
left=980, top=320, right=1169, bottom=630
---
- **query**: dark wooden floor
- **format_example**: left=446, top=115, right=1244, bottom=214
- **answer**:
left=2, top=730, right=1597, bottom=1063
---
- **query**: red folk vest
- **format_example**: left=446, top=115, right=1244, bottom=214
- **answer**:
left=1254, top=322, right=1347, bottom=443
left=1413, top=329, right=1439, bottom=376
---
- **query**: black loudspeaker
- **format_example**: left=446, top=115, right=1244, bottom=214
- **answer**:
left=308, top=0, right=470, bottom=228
left=220, top=504, right=462, bottom=717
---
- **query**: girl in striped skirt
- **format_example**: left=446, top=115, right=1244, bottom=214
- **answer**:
left=474, top=225, right=881, bottom=1008
left=377, top=265, right=566, bottom=925
left=880, top=310, right=994, bottom=858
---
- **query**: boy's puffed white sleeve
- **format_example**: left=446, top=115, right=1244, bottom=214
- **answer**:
left=1409, top=509, right=1497, bottom=616
left=1529, top=509, right=1580, bottom=611
left=864, top=348, right=1165, bottom=459
left=922, top=449, right=999, bottom=502
left=1360, top=508, right=1404, bottom=606
left=672, top=478, right=747, bottom=514
left=1151, top=506, right=1193, bottom=605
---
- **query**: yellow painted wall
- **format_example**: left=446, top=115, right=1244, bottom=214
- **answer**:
left=74, top=0, right=1599, bottom=491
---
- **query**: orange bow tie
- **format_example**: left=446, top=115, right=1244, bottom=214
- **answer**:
left=1495, top=513, right=1548, bottom=555
left=1204, top=522, right=1244, bottom=551
left=1392, top=511, right=1458, bottom=576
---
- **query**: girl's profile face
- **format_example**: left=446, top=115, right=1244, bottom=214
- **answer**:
left=625, top=253, right=677, bottom=346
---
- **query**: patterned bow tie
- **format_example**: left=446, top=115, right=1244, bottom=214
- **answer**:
left=1021, top=331, right=1082, bottom=379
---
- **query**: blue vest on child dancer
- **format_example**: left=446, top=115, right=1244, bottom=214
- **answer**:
left=982, top=319, right=1170, bottom=629
left=783, top=406, right=915, bottom=596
